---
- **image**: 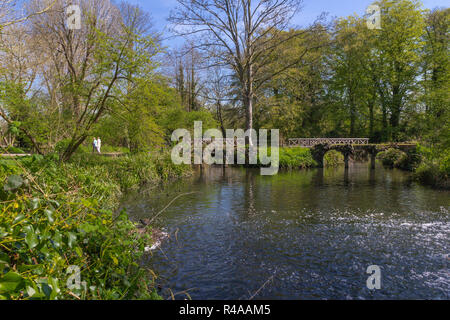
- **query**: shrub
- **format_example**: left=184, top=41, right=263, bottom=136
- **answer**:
left=279, top=147, right=317, bottom=169
left=414, top=147, right=450, bottom=189
left=396, top=149, right=422, bottom=171
left=1, top=146, right=26, bottom=154
left=415, top=162, right=449, bottom=189
left=377, top=148, right=407, bottom=168
left=324, top=150, right=344, bottom=167
left=0, top=152, right=191, bottom=299
left=439, top=152, right=450, bottom=175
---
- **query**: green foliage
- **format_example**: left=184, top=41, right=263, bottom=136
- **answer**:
left=0, top=153, right=192, bottom=300
left=415, top=162, right=449, bottom=189
left=279, top=148, right=317, bottom=169
left=377, top=148, right=407, bottom=168
left=0, top=197, right=153, bottom=300
left=413, top=146, right=450, bottom=189
left=324, top=150, right=345, bottom=167
left=1, top=147, right=25, bottom=154
left=439, top=152, right=450, bottom=175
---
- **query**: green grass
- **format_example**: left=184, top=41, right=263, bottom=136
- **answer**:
left=324, top=150, right=344, bottom=167
left=413, top=145, right=449, bottom=189
left=278, top=147, right=317, bottom=169
left=0, top=152, right=191, bottom=300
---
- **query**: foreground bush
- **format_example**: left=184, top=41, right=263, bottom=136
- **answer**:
left=414, top=146, right=449, bottom=189
left=278, top=147, right=317, bottom=169
left=0, top=152, right=191, bottom=299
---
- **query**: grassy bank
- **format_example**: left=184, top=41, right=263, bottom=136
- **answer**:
left=413, top=146, right=450, bottom=189
left=252, top=147, right=342, bottom=169
left=278, top=147, right=318, bottom=169
left=0, top=152, right=191, bottom=300
left=376, top=145, right=449, bottom=189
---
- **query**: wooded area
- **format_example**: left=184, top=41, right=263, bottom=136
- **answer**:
left=0, top=0, right=448, bottom=163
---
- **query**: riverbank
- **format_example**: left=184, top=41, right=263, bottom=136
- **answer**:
left=376, top=145, right=449, bottom=189
left=244, top=147, right=343, bottom=169
left=0, top=152, right=191, bottom=300
left=277, top=146, right=448, bottom=189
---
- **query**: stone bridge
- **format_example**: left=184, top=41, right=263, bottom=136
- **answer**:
left=288, top=138, right=417, bottom=169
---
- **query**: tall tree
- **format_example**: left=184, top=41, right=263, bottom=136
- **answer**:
left=328, top=17, right=370, bottom=137
left=28, top=0, right=160, bottom=160
left=169, top=0, right=317, bottom=142
left=172, top=44, right=204, bottom=112
left=374, top=0, right=426, bottom=141
left=421, top=7, right=449, bottom=149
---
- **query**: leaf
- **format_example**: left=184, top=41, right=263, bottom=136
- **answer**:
left=48, top=277, right=60, bottom=300
left=41, top=283, right=52, bottom=299
left=44, top=209, right=54, bottom=224
left=3, top=175, right=24, bottom=192
left=74, top=247, right=83, bottom=258
left=26, top=286, right=36, bottom=298
left=80, top=223, right=98, bottom=233
left=51, top=232, right=62, bottom=249
left=30, top=198, right=40, bottom=210
left=0, top=272, right=24, bottom=294
left=48, top=200, right=60, bottom=208
left=12, top=214, right=26, bottom=225
left=24, top=225, right=38, bottom=249
left=0, top=252, right=10, bottom=269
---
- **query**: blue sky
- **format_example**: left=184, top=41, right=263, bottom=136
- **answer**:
left=127, top=0, right=448, bottom=46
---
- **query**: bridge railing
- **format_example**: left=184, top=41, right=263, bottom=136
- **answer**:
left=288, top=138, right=370, bottom=148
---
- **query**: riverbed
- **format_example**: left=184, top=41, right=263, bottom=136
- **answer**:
left=122, top=163, right=449, bottom=299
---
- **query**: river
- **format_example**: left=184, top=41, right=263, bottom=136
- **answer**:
left=122, top=163, right=449, bottom=300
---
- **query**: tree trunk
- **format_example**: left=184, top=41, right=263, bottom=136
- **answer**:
left=390, top=85, right=401, bottom=141
left=368, top=98, right=374, bottom=139
left=60, top=135, right=87, bottom=162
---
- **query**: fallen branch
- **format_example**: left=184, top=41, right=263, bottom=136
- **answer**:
left=146, top=192, right=198, bottom=226
left=248, top=275, right=274, bottom=300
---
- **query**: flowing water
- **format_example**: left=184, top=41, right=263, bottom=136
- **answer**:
left=122, top=164, right=449, bottom=300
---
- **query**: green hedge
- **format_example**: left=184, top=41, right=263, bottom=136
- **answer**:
left=0, top=152, right=191, bottom=300
left=324, top=150, right=344, bottom=167
left=413, top=146, right=449, bottom=189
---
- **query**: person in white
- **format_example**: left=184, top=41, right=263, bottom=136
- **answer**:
left=93, top=137, right=98, bottom=153
left=97, top=137, right=102, bottom=154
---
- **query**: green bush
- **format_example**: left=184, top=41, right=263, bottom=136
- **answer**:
left=100, top=145, right=130, bottom=154
left=377, top=148, right=407, bottom=168
left=1, top=146, right=25, bottom=154
left=414, top=147, right=450, bottom=189
left=324, top=150, right=344, bottom=167
left=0, top=152, right=191, bottom=300
left=439, top=152, right=450, bottom=175
left=415, top=162, right=449, bottom=189
left=279, top=147, right=317, bottom=169
left=396, top=149, right=422, bottom=171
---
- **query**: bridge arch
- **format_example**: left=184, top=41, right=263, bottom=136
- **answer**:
left=312, top=144, right=354, bottom=168
left=310, top=143, right=417, bottom=169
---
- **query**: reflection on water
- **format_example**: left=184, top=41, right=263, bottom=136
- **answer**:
left=122, top=164, right=450, bottom=300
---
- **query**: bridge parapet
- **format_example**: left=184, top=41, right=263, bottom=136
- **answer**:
left=308, top=141, right=417, bottom=169
left=288, top=138, right=369, bottom=148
